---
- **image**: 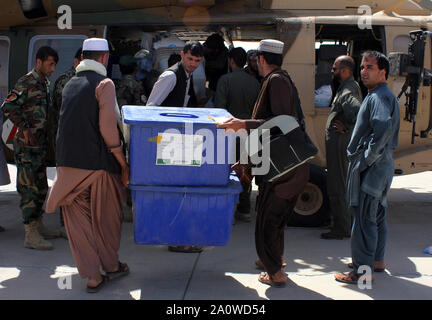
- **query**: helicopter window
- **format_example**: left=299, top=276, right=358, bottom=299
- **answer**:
left=0, top=37, right=10, bottom=103
left=315, top=43, right=348, bottom=107
left=393, top=35, right=410, bottom=54
left=28, top=35, right=87, bottom=92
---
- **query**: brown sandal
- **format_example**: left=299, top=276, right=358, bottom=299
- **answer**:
left=258, top=272, right=287, bottom=288
left=335, top=271, right=375, bottom=284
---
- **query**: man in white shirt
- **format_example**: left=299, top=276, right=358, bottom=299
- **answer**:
left=147, top=41, right=204, bottom=254
left=146, top=41, right=204, bottom=107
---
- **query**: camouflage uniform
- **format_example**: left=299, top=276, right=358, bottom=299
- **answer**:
left=1, top=69, right=51, bottom=224
left=116, top=74, right=146, bottom=109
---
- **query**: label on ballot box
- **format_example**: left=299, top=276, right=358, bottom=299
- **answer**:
left=156, top=132, right=204, bottom=166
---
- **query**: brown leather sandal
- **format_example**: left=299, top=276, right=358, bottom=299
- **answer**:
left=335, top=271, right=375, bottom=284
left=258, top=272, right=287, bottom=288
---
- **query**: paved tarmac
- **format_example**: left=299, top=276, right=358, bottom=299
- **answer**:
left=0, top=165, right=431, bottom=300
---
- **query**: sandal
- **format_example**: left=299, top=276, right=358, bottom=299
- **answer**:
left=86, top=275, right=109, bottom=293
left=335, top=271, right=375, bottom=284
left=255, top=259, right=287, bottom=270
left=106, top=262, right=130, bottom=280
left=258, top=272, right=286, bottom=288
left=168, top=245, right=203, bottom=253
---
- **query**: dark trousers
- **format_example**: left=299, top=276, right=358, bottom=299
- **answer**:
left=235, top=138, right=251, bottom=212
left=326, top=132, right=351, bottom=235
left=237, top=182, right=251, bottom=212
left=255, top=183, right=297, bottom=276
left=329, top=195, right=352, bottom=235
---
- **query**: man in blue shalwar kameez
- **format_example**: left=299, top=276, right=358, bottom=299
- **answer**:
left=335, top=51, right=400, bottom=284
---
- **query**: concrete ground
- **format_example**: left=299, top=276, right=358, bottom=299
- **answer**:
left=0, top=165, right=431, bottom=300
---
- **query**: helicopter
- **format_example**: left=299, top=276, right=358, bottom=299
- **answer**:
left=1, top=0, right=432, bottom=226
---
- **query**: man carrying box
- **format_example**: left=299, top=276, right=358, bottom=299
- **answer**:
left=218, top=39, right=310, bottom=287
left=147, top=40, right=205, bottom=254
left=46, top=38, right=130, bottom=293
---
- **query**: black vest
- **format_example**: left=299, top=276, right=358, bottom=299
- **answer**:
left=161, top=62, right=197, bottom=107
left=56, top=70, right=121, bottom=174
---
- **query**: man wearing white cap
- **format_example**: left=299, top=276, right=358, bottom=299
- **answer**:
left=46, top=38, right=130, bottom=293
left=218, top=39, right=309, bottom=287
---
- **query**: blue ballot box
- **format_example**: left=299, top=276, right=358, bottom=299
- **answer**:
left=130, top=175, right=242, bottom=246
left=123, top=106, right=236, bottom=186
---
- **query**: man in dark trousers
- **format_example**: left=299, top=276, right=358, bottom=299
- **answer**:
left=218, top=39, right=309, bottom=287
left=146, top=41, right=204, bottom=253
left=321, top=55, right=362, bottom=240
left=214, top=47, right=260, bottom=222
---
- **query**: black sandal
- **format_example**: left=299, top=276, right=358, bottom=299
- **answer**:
left=106, top=261, right=130, bottom=280
left=86, top=275, right=109, bottom=293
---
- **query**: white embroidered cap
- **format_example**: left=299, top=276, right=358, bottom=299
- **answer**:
left=82, top=38, right=109, bottom=51
left=257, top=39, right=284, bottom=54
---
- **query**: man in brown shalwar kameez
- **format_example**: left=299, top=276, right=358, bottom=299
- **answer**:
left=218, top=39, right=309, bottom=287
left=46, top=38, right=130, bottom=293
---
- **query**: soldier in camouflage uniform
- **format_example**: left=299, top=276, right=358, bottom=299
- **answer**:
left=116, top=55, right=146, bottom=109
left=1, top=46, right=60, bottom=250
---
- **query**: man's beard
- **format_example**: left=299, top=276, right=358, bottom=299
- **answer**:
left=332, top=73, right=341, bottom=82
